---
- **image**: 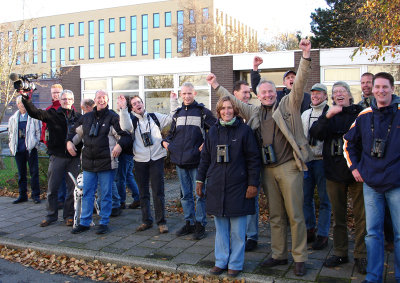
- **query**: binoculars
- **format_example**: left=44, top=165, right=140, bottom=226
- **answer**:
left=216, top=144, right=230, bottom=163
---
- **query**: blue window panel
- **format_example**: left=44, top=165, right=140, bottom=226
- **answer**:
left=131, top=16, right=137, bottom=56
left=99, top=19, right=104, bottom=58
left=24, top=29, right=29, bottom=41
left=41, top=26, right=47, bottom=63
left=165, top=38, right=172, bottom=58
left=79, top=46, right=84, bottom=59
left=59, top=24, right=65, bottom=38
left=69, top=23, right=74, bottom=37
left=109, top=18, right=115, bottom=32
left=142, top=14, right=148, bottom=55
left=33, top=28, right=38, bottom=64
left=60, top=48, right=65, bottom=66
left=153, top=13, right=160, bottom=28
left=177, top=11, right=184, bottom=52
left=109, top=43, right=115, bottom=58
left=50, top=49, right=56, bottom=77
left=153, top=39, right=160, bottom=59
left=190, top=10, right=195, bottom=23
left=69, top=47, right=75, bottom=61
left=50, top=25, right=55, bottom=39
left=120, top=42, right=126, bottom=57
left=89, top=21, right=94, bottom=59
left=165, top=12, right=171, bottom=27
left=79, top=22, right=84, bottom=36
left=120, top=17, right=126, bottom=31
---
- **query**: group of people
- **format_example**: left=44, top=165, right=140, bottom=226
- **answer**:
left=8, top=38, right=399, bottom=282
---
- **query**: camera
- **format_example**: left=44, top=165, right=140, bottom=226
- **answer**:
left=371, top=138, right=386, bottom=158
left=89, top=122, right=99, bottom=137
left=141, top=132, right=153, bottom=147
left=330, top=138, right=343, bottom=156
left=18, top=129, right=25, bottom=139
left=261, top=144, right=277, bottom=165
left=216, top=145, right=230, bottom=163
left=9, top=73, right=38, bottom=92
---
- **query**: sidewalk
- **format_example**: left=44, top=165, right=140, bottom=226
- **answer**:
left=0, top=177, right=396, bottom=282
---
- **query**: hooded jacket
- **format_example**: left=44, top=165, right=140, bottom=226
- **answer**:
left=197, top=117, right=261, bottom=217
left=344, top=95, right=400, bottom=193
left=216, top=57, right=313, bottom=171
left=309, top=104, right=363, bottom=183
left=8, top=110, right=41, bottom=156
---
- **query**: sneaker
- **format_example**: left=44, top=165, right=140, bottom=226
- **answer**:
left=111, top=207, right=122, bottom=217
left=245, top=239, right=258, bottom=251
left=176, top=221, right=195, bottom=237
left=307, top=228, right=316, bottom=243
left=13, top=197, right=28, bottom=204
left=95, top=224, right=110, bottom=235
left=158, top=224, right=169, bottom=234
left=312, top=235, right=328, bottom=250
left=136, top=223, right=153, bottom=232
left=354, top=258, right=367, bottom=274
left=128, top=200, right=140, bottom=209
left=192, top=222, right=206, bottom=240
left=323, top=255, right=349, bottom=267
left=71, top=224, right=90, bottom=234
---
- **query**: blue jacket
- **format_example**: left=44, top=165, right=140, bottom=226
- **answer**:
left=344, top=95, right=400, bottom=193
left=197, top=117, right=261, bottom=217
left=164, top=101, right=216, bottom=167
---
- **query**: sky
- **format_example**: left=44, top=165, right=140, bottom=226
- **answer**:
left=0, top=0, right=328, bottom=42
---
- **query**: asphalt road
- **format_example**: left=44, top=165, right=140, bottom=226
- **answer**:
left=0, top=258, right=97, bottom=283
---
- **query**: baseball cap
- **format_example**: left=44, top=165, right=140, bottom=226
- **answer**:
left=283, top=70, right=296, bottom=80
left=310, top=83, right=327, bottom=93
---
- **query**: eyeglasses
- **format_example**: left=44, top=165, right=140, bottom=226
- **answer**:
left=333, top=89, right=348, bottom=94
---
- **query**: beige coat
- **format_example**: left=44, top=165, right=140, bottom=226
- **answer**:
left=216, top=57, right=313, bottom=171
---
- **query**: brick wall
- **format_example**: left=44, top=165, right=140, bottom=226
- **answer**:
left=210, top=56, right=234, bottom=113
left=60, top=66, right=82, bottom=113
left=294, top=49, right=320, bottom=93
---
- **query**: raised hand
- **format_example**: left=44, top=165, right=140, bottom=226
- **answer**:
left=299, top=38, right=311, bottom=58
left=117, top=95, right=127, bottom=109
left=253, top=56, right=263, bottom=71
left=206, top=73, right=219, bottom=90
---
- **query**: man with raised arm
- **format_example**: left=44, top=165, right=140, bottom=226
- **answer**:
left=206, top=39, right=312, bottom=277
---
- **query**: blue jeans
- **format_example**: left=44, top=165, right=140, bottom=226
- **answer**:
left=246, top=193, right=259, bottom=241
left=303, top=160, right=331, bottom=237
left=97, top=169, right=120, bottom=209
left=81, top=170, right=115, bottom=226
left=116, top=153, right=139, bottom=203
left=57, top=174, right=67, bottom=203
left=176, top=166, right=206, bottom=226
left=15, top=148, right=40, bottom=199
left=363, top=183, right=400, bottom=283
left=214, top=216, right=247, bottom=270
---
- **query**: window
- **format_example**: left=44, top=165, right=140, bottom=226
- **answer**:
left=24, top=52, right=29, bottom=63
left=153, top=39, right=160, bottom=59
left=120, top=17, right=126, bottom=31
left=120, top=42, right=126, bottom=57
left=50, top=49, right=56, bottom=77
left=144, top=75, right=174, bottom=114
left=32, top=28, right=38, bottom=64
left=69, top=23, right=74, bottom=37
left=99, top=19, right=104, bottom=58
left=109, top=43, right=115, bottom=58
left=16, top=53, right=21, bottom=65
left=79, top=46, right=84, bottom=59
left=324, top=68, right=360, bottom=82
left=89, top=21, right=94, bottom=59
left=189, top=10, right=195, bottom=24
left=142, top=14, right=148, bottom=55
left=24, top=29, right=29, bottom=41
left=165, top=38, right=172, bottom=58
left=79, top=22, right=84, bottom=36
left=69, top=47, right=75, bottom=60
left=202, top=8, right=209, bottom=23
left=202, top=36, right=208, bottom=55
left=131, top=16, right=137, bottom=56
left=165, top=11, right=171, bottom=27
left=50, top=25, right=55, bottom=38
left=153, top=13, right=160, bottom=28
left=177, top=11, right=184, bottom=52
left=190, top=37, right=197, bottom=55
left=60, top=48, right=65, bottom=66
left=41, top=26, right=47, bottom=63
left=109, top=18, right=115, bottom=32
left=59, top=24, right=65, bottom=38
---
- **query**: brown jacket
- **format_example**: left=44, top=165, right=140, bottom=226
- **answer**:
left=216, top=57, right=312, bottom=171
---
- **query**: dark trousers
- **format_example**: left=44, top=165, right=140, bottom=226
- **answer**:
left=135, top=158, right=166, bottom=226
left=15, top=148, right=40, bottom=199
left=46, top=155, right=80, bottom=222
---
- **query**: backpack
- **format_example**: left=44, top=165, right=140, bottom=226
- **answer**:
left=130, top=112, right=161, bottom=132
